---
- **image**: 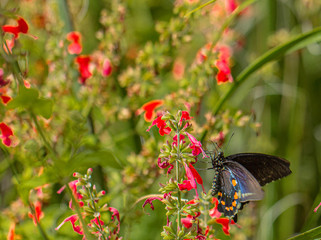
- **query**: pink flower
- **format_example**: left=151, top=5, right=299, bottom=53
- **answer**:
left=147, top=115, right=171, bottom=136
left=102, top=59, right=112, bottom=77
left=185, top=132, right=208, bottom=158
left=0, top=122, right=14, bottom=147
left=109, top=207, right=121, bottom=233
left=225, top=0, right=238, bottom=14
left=67, top=31, right=82, bottom=55
left=2, top=17, right=29, bottom=39
left=75, top=55, right=92, bottom=84
left=314, top=202, right=321, bottom=212
left=55, top=214, right=84, bottom=235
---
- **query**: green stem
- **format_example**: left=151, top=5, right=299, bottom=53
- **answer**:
left=176, top=126, right=182, bottom=238
left=184, top=0, right=217, bottom=18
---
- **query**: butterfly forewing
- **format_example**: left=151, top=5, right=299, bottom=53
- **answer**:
left=226, top=153, right=292, bottom=186
left=224, top=161, right=264, bottom=201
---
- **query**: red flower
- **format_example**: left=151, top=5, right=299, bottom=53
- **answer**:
left=215, top=59, right=233, bottom=84
left=157, top=158, right=174, bottom=174
left=28, top=201, right=44, bottom=225
left=173, top=134, right=185, bottom=146
left=67, top=31, right=82, bottom=55
left=209, top=197, right=222, bottom=219
left=215, top=218, right=236, bottom=235
left=75, top=55, right=92, bottom=84
left=178, top=180, right=194, bottom=191
left=0, top=122, right=14, bottom=147
left=181, top=215, right=194, bottom=228
left=1, top=95, right=11, bottom=104
left=180, top=111, right=192, bottom=122
left=2, top=17, right=29, bottom=39
left=225, top=0, right=238, bottom=13
left=90, top=216, right=105, bottom=227
left=139, top=100, right=164, bottom=122
left=185, top=132, right=208, bottom=158
left=102, top=59, right=112, bottom=77
left=142, top=196, right=163, bottom=210
left=57, top=180, right=83, bottom=208
left=178, top=163, right=205, bottom=197
left=7, top=223, right=15, bottom=240
left=147, top=115, right=171, bottom=136
left=55, top=214, right=84, bottom=235
left=109, top=207, right=121, bottom=233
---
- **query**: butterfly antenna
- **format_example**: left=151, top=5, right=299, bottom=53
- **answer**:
left=224, top=132, right=234, bottom=152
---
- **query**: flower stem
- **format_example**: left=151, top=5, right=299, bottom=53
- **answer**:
left=176, top=128, right=182, bottom=237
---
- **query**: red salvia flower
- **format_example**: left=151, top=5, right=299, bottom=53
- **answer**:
left=185, top=132, right=208, bottom=158
left=2, top=17, right=29, bottom=39
left=0, top=122, right=14, bottom=147
left=209, top=197, right=222, bottom=218
left=142, top=196, right=163, bottom=210
left=139, top=100, right=164, bottom=122
left=75, top=55, right=92, bottom=84
left=0, top=95, right=11, bottom=104
left=28, top=201, right=44, bottom=225
left=215, top=218, right=236, bottom=235
left=109, top=207, right=121, bottom=233
left=55, top=214, right=84, bottom=235
left=225, top=0, right=238, bottom=13
left=147, top=115, right=171, bottom=136
left=67, top=31, right=82, bottom=55
left=181, top=215, right=194, bottom=228
left=157, top=158, right=174, bottom=174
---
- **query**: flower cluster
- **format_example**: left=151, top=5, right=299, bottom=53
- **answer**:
left=56, top=168, right=121, bottom=239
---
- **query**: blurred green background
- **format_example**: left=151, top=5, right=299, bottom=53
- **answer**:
left=1, top=0, right=321, bottom=239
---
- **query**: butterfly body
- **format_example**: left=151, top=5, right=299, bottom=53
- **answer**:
left=211, top=151, right=291, bottom=220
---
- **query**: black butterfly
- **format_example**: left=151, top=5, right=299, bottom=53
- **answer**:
left=209, top=151, right=292, bottom=221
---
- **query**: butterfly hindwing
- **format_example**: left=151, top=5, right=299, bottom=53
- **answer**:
left=217, top=161, right=264, bottom=218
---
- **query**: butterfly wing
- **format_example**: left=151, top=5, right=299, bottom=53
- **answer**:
left=226, top=153, right=292, bottom=186
left=217, top=161, right=264, bottom=218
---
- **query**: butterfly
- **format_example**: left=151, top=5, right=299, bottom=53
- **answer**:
left=209, top=151, right=292, bottom=221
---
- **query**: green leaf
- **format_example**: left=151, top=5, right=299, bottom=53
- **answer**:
left=287, top=226, right=321, bottom=240
left=7, top=86, right=39, bottom=109
left=213, top=26, right=321, bottom=115
left=69, top=150, right=123, bottom=172
left=33, top=98, right=54, bottom=119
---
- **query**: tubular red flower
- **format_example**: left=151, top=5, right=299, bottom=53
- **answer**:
left=178, top=180, right=194, bottom=191
left=7, top=223, right=15, bottom=240
left=0, top=122, right=14, bottom=147
left=140, top=100, right=164, bottom=122
left=147, top=115, right=171, bottom=136
left=188, top=163, right=205, bottom=193
left=181, top=215, right=193, bottom=228
left=215, top=218, right=236, bottom=235
left=142, top=196, right=163, bottom=210
left=209, top=197, right=222, bottom=219
left=28, top=201, right=44, bottom=226
left=75, top=55, right=92, bottom=84
left=157, top=158, right=174, bottom=174
left=2, top=17, right=29, bottom=38
left=185, top=132, right=208, bottom=158
left=67, top=31, right=82, bottom=55
left=225, top=0, right=238, bottom=13
left=55, top=214, right=84, bottom=235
